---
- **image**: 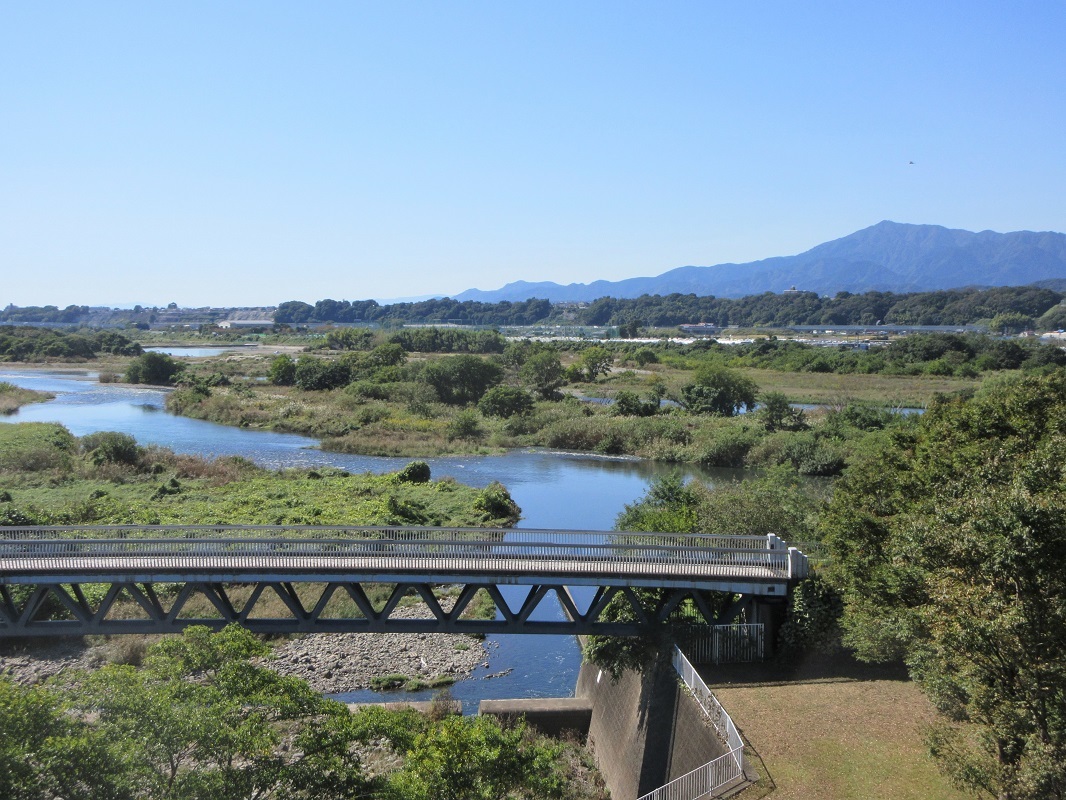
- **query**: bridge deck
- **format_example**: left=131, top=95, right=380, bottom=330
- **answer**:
left=0, top=526, right=808, bottom=637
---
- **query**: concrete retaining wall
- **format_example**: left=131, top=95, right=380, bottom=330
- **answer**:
left=478, top=698, right=592, bottom=738
left=575, top=660, right=728, bottom=800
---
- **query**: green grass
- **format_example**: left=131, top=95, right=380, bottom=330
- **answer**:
left=738, top=368, right=980, bottom=408
left=0, top=422, right=520, bottom=528
left=0, top=381, right=54, bottom=415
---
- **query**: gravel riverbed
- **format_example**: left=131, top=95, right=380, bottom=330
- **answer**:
left=0, top=605, right=489, bottom=693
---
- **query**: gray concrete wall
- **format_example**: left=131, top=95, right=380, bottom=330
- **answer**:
left=576, top=660, right=728, bottom=800
left=478, top=698, right=592, bottom=738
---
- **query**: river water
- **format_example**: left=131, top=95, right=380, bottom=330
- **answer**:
left=0, top=369, right=744, bottom=709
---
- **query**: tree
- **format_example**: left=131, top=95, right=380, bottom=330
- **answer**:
left=679, top=365, right=757, bottom=416
left=478, top=385, right=534, bottom=418
left=823, top=373, right=1066, bottom=799
left=325, top=327, right=374, bottom=350
left=0, top=677, right=131, bottom=800
left=125, top=352, right=184, bottom=386
left=387, top=714, right=566, bottom=800
left=758, top=391, right=807, bottom=431
left=419, top=355, right=503, bottom=405
left=988, top=311, right=1034, bottom=335
left=578, top=346, right=613, bottom=382
left=519, top=351, right=565, bottom=400
left=268, top=354, right=296, bottom=386
left=66, top=625, right=370, bottom=800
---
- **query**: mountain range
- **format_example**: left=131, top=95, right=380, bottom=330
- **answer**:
left=452, top=221, right=1066, bottom=303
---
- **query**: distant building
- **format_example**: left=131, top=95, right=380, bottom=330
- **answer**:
left=678, top=323, right=717, bottom=336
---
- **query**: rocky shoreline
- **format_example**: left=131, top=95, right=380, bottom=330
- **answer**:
left=0, top=604, right=490, bottom=694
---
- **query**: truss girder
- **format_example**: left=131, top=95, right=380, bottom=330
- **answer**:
left=0, top=579, right=749, bottom=639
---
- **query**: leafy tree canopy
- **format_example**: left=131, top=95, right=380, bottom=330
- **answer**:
left=823, top=371, right=1066, bottom=799
left=680, top=365, right=757, bottom=416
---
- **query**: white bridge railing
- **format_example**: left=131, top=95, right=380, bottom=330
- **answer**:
left=0, top=526, right=806, bottom=582
left=637, top=646, right=748, bottom=800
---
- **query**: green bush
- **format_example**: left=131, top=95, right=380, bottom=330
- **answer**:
left=776, top=573, right=844, bottom=656
left=80, top=431, right=140, bottom=466
left=0, top=423, right=76, bottom=473
left=473, top=481, right=519, bottom=520
left=446, top=410, right=483, bottom=441
left=478, top=385, right=534, bottom=418
left=125, top=352, right=184, bottom=386
left=396, top=461, right=431, bottom=484
left=268, top=355, right=296, bottom=386
left=689, top=426, right=757, bottom=467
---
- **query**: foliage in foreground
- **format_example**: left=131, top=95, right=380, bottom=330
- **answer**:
left=0, top=626, right=604, bottom=800
left=823, top=371, right=1066, bottom=800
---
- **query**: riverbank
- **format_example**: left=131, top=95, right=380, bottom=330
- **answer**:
left=0, top=611, right=489, bottom=695
left=0, top=380, right=53, bottom=414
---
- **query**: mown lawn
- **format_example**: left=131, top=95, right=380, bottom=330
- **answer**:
left=707, top=661, right=971, bottom=800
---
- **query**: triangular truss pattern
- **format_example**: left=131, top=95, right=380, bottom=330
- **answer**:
left=0, top=579, right=753, bottom=638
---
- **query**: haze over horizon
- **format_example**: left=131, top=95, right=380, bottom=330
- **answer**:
left=3, top=2, right=1064, bottom=308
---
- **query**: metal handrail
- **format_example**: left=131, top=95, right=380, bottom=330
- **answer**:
left=0, top=526, right=801, bottom=584
left=0, top=534, right=795, bottom=578
left=0, top=524, right=781, bottom=548
left=636, top=646, right=748, bottom=800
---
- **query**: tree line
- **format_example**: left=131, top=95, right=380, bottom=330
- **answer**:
left=272, top=286, right=1066, bottom=330
left=0, top=327, right=142, bottom=361
left=274, top=297, right=552, bottom=326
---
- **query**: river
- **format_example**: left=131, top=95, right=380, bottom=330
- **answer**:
left=0, top=368, right=745, bottom=709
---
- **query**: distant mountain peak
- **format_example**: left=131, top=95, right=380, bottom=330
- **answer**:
left=452, top=222, right=1066, bottom=303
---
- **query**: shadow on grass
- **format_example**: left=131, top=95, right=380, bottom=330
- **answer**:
left=699, top=651, right=910, bottom=690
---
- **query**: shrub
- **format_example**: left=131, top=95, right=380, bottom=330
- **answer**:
left=478, top=385, right=534, bottom=418
left=294, top=356, right=350, bottom=391
left=396, top=461, right=431, bottom=484
left=781, top=434, right=846, bottom=476
left=80, top=431, right=140, bottom=466
left=634, top=348, right=659, bottom=366
left=473, top=481, right=519, bottom=520
left=610, top=390, right=657, bottom=417
left=125, top=352, right=184, bottom=386
left=689, top=426, right=757, bottom=467
left=680, top=365, right=757, bottom=416
left=420, top=355, right=503, bottom=405
left=446, top=410, right=483, bottom=440
left=267, top=355, right=296, bottom=386
left=776, top=573, right=844, bottom=656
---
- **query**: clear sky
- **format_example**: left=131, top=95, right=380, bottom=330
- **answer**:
left=2, top=1, right=1064, bottom=308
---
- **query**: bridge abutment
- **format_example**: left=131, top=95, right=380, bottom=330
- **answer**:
left=574, top=658, right=731, bottom=800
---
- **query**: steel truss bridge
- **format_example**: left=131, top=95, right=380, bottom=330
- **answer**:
left=0, top=526, right=808, bottom=638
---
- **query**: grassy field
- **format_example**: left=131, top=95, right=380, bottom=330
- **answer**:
left=706, top=660, right=970, bottom=800
left=737, top=368, right=981, bottom=408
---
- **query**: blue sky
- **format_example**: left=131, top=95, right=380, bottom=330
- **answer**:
left=2, top=2, right=1064, bottom=308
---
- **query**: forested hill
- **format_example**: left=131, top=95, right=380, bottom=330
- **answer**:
left=275, top=285, right=1066, bottom=330
left=453, top=221, right=1066, bottom=302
